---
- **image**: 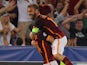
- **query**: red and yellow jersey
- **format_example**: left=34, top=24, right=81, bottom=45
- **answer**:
left=35, top=15, right=65, bottom=39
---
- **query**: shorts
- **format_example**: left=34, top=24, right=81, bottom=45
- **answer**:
left=43, top=60, right=58, bottom=65
left=51, top=36, right=67, bottom=55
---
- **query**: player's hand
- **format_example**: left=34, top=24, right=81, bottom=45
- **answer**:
left=46, top=35, right=54, bottom=43
left=31, top=40, right=37, bottom=46
left=29, top=32, right=36, bottom=40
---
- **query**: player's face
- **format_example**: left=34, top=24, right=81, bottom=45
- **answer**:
left=28, top=7, right=36, bottom=20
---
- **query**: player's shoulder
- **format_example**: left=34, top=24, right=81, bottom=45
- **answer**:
left=40, top=15, right=47, bottom=19
left=41, top=15, right=53, bottom=21
left=40, top=15, right=57, bottom=26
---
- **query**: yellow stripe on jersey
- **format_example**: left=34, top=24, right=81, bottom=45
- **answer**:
left=47, top=17, right=58, bottom=27
left=43, top=26, right=62, bottom=38
left=42, top=40, right=51, bottom=65
left=36, top=41, right=42, bottom=53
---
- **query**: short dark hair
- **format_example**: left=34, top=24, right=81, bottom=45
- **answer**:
left=28, top=4, right=39, bottom=9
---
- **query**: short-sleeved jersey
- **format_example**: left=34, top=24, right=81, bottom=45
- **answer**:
left=35, top=15, right=65, bottom=39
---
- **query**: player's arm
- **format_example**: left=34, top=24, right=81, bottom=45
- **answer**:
left=46, top=35, right=55, bottom=43
left=30, top=26, right=54, bottom=44
left=29, top=32, right=36, bottom=40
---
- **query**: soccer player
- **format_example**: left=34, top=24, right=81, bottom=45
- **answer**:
left=28, top=4, right=73, bottom=65
left=28, top=4, right=58, bottom=65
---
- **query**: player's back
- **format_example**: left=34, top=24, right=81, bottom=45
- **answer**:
left=35, top=15, right=65, bottom=39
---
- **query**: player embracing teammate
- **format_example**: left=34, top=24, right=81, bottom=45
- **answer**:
left=28, top=4, right=73, bottom=65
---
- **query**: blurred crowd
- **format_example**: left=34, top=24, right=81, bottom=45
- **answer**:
left=0, top=0, right=87, bottom=46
